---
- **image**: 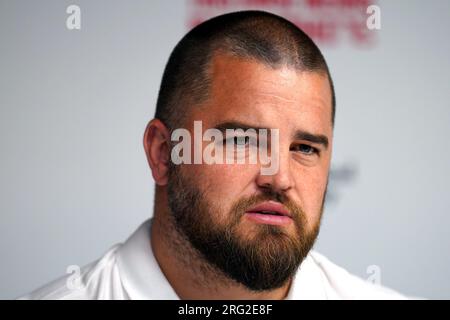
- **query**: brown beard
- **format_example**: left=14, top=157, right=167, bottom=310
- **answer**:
left=167, top=165, right=324, bottom=291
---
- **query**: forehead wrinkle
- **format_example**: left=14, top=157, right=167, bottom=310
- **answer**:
left=256, top=92, right=296, bottom=104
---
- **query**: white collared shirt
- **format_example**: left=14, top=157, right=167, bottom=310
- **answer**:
left=20, top=219, right=408, bottom=300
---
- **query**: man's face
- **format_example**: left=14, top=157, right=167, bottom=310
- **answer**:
left=167, top=54, right=333, bottom=291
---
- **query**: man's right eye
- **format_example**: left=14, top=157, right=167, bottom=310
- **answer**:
left=291, top=144, right=319, bottom=156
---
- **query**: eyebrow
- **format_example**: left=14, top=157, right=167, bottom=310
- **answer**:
left=293, top=130, right=329, bottom=149
left=213, top=121, right=265, bottom=133
left=212, top=120, right=329, bottom=149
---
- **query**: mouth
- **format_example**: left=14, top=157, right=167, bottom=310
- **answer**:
left=244, top=201, right=292, bottom=226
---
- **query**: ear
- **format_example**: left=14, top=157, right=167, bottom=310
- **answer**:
left=143, top=119, right=171, bottom=186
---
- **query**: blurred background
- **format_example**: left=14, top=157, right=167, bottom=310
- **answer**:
left=1, top=0, right=449, bottom=299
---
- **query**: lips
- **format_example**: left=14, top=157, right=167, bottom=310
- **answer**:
left=245, top=201, right=291, bottom=218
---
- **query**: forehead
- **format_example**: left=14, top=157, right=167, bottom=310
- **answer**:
left=190, top=53, right=333, bottom=136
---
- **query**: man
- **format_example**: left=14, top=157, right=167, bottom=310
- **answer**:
left=22, top=11, right=406, bottom=300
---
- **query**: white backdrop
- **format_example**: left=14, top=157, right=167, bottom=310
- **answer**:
left=1, top=0, right=449, bottom=299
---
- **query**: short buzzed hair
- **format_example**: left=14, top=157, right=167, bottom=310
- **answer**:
left=155, top=10, right=336, bottom=130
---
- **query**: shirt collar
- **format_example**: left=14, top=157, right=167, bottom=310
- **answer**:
left=116, top=219, right=180, bottom=299
left=284, top=252, right=328, bottom=299
left=117, top=218, right=327, bottom=300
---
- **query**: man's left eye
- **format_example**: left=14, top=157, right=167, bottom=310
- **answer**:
left=291, top=144, right=318, bottom=155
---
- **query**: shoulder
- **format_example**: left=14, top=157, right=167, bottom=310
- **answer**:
left=18, top=244, right=126, bottom=300
left=307, top=251, right=409, bottom=300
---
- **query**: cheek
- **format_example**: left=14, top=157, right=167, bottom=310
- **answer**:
left=207, top=163, right=257, bottom=190
left=193, top=163, right=259, bottom=208
left=293, top=166, right=328, bottom=221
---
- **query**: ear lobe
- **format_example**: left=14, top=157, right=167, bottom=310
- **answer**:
left=143, top=119, right=171, bottom=186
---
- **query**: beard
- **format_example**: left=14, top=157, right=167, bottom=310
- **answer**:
left=167, top=165, right=324, bottom=292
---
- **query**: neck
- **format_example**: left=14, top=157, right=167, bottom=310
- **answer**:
left=150, top=189, right=292, bottom=300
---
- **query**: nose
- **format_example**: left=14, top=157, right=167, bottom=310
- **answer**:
left=256, top=151, right=294, bottom=194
